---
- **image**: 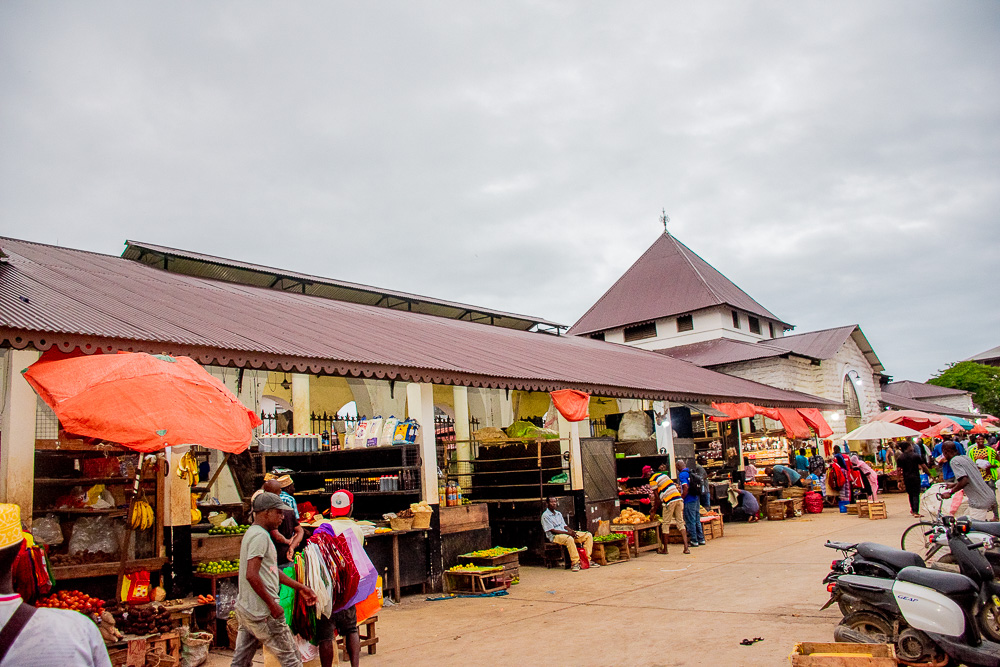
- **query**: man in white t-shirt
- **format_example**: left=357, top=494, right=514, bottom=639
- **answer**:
left=0, top=503, right=111, bottom=666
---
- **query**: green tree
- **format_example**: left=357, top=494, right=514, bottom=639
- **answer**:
left=928, top=361, right=1000, bottom=416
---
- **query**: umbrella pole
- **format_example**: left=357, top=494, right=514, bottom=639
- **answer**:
left=116, top=456, right=145, bottom=597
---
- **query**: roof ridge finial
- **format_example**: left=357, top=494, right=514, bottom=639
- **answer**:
left=660, top=209, right=670, bottom=234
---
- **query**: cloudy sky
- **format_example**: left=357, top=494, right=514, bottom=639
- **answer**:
left=2, top=2, right=997, bottom=383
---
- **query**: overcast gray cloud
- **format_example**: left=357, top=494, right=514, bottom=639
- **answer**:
left=2, top=2, right=997, bottom=383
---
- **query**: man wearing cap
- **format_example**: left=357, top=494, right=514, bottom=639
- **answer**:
left=314, top=490, right=363, bottom=667
left=276, top=475, right=299, bottom=520
left=232, top=493, right=316, bottom=667
left=0, top=504, right=111, bottom=666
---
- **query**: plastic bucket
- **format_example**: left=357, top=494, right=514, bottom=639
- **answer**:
left=839, top=500, right=849, bottom=513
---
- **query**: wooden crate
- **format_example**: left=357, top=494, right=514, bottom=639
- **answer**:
left=790, top=498, right=804, bottom=516
left=857, top=500, right=869, bottom=518
left=440, top=504, right=489, bottom=535
left=444, top=569, right=508, bottom=594
left=592, top=537, right=630, bottom=565
left=790, top=641, right=896, bottom=666
left=845, top=503, right=859, bottom=515
left=767, top=499, right=791, bottom=520
left=709, top=516, right=723, bottom=538
left=457, top=551, right=521, bottom=584
left=191, top=534, right=243, bottom=562
left=868, top=501, right=888, bottom=520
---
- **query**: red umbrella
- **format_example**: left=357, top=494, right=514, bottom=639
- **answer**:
left=23, top=351, right=261, bottom=453
left=969, top=423, right=989, bottom=435
left=871, top=409, right=941, bottom=431
left=921, top=417, right=963, bottom=439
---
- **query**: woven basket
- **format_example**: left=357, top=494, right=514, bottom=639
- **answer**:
left=782, top=486, right=806, bottom=498
left=390, top=516, right=413, bottom=531
left=411, top=511, right=432, bottom=530
left=766, top=503, right=787, bottom=521
left=227, top=617, right=240, bottom=648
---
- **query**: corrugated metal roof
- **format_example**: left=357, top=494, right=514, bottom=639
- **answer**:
left=967, top=345, right=1000, bottom=364
left=0, top=236, right=840, bottom=408
left=122, top=240, right=565, bottom=333
left=879, top=392, right=981, bottom=419
left=568, top=232, right=791, bottom=336
left=883, top=380, right=969, bottom=400
left=657, top=325, right=885, bottom=375
left=655, top=338, right=799, bottom=367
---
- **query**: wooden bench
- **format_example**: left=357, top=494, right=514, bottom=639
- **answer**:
left=543, top=541, right=572, bottom=569
left=338, top=615, right=378, bottom=661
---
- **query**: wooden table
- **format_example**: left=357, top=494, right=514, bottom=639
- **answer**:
left=443, top=568, right=508, bottom=594
left=610, top=520, right=662, bottom=557
left=366, top=528, right=430, bottom=603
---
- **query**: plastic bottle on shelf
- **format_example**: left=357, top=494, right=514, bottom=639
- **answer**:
left=455, top=483, right=462, bottom=505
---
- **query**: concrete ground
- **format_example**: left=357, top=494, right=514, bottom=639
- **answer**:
left=207, top=493, right=918, bottom=666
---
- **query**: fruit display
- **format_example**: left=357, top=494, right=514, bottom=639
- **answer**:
left=195, top=559, right=239, bottom=574
left=208, top=524, right=249, bottom=536
left=196, top=594, right=216, bottom=604
left=448, top=564, right=502, bottom=573
left=130, top=499, right=155, bottom=530
left=459, top=547, right=525, bottom=558
left=612, top=508, right=649, bottom=524
left=36, top=590, right=105, bottom=616
left=106, top=602, right=174, bottom=636
left=594, top=533, right=626, bottom=543
left=191, top=492, right=202, bottom=524
left=374, top=527, right=392, bottom=534
left=176, top=452, right=200, bottom=486
left=49, top=550, right=116, bottom=567
left=98, top=611, right=123, bottom=643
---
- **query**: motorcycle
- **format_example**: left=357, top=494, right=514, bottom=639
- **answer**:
left=823, top=516, right=1000, bottom=666
left=824, top=517, right=1000, bottom=642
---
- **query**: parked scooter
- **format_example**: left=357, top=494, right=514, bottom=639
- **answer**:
left=824, top=514, right=1000, bottom=642
left=823, top=516, right=1000, bottom=666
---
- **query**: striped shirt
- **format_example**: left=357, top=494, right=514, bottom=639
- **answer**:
left=649, top=472, right=682, bottom=504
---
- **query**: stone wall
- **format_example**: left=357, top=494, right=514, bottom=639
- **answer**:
left=916, top=393, right=975, bottom=414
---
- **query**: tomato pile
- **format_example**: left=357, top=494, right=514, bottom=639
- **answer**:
left=36, top=590, right=105, bottom=615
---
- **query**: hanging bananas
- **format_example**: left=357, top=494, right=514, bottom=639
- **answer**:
left=130, top=500, right=155, bottom=531
left=190, top=492, right=202, bottom=524
left=175, top=452, right=200, bottom=486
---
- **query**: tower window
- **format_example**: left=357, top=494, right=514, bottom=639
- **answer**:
left=768, top=323, right=775, bottom=338
left=748, top=316, right=761, bottom=335
left=623, top=322, right=657, bottom=341
left=732, top=310, right=740, bottom=328
left=676, top=314, right=694, bottom=333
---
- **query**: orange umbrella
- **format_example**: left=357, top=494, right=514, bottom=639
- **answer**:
left=970, top=422, right=989, bottom=435
left=24, top=352, right=261, bottom=453
left=922, top=417, right=963, bottom=439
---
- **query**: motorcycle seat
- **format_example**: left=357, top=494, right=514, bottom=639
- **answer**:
left=897, top=566, right=978, bottom=597
left=825, top=541, right=858, bottom=550
left=967, top=520, right=1000, bottom=538
left=857, top=542, right=926, bottom=570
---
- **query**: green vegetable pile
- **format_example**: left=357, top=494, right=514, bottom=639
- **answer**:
left=208, top=524, right=249, bottom=536
left=594, top=533, right=626, bottom=543
left=460, top=546, right=525, bottom=558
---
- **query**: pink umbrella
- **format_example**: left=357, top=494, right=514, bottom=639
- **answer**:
left=871, top=409, right=941, bottom=430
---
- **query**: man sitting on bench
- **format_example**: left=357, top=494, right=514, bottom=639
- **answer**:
left=541, top=497, right=598, bottom=572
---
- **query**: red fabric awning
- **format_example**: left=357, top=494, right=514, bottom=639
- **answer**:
left=798, top=408, right=834, bottom=438
left=550, top=389, right=590, bottom=422
left=709, top=402, right=832, bottom=439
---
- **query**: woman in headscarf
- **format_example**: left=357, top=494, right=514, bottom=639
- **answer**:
left=851, top=454, right=879, bottom=501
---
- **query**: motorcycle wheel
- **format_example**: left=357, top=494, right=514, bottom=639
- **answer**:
left=980, top=599, right=1000, bottom=643
left=900, top=521, right=940, bottom=558
left=838, top=598, right=861, bottom=616
left=838, top=610, right=895, bottom=644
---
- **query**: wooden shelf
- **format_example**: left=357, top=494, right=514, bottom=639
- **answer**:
left=51, top=556, right=168, bottom=581
left=35, top=439, right=127, bottom=454
left=254, top=445, right=417, bottom=456
left=193, top=571, right=239, bottom=580
left=35, top=477, right=157, bottom=486
left=33, top=508, right=127, bottom=516
left=293, top=489, right=421, bottom=497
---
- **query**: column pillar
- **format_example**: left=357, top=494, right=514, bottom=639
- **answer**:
left=556, top=413, right=584, bottom=491
left=0, top=349, right=39, bottom=524
left=452, top=386, right=472, bottom=490
left=407, top=382, right=438, bottom=505
left=291, top=373, right=311, bottom=433
left=653, top=401, right=676, bottom=477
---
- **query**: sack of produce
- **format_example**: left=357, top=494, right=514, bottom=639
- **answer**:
left=179, top=630, right=213, bottom=667
left=618, top=410, right=653, bottom=441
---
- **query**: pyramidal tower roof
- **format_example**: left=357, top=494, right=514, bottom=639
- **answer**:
left=568, top=231, right=791, bottom=336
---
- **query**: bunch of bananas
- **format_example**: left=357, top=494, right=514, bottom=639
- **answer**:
left=176, top=452, right=200, bottom=486
left=190, top=492, right=202, bottom=524
left=130, top=500, right=154, bottom=530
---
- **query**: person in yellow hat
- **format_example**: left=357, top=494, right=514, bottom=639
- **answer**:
left=0, top=504, right=111, bottom=666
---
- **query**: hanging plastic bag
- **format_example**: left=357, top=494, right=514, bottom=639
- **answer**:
left=68, top=515, right=121, bottom=556
left=30, top=514, right=64, bottom=546
left=355, top=575, right=383, bottom=623
left=550, top=389, right=590, bottom=422
left=120, top=570, right=152, bottom=603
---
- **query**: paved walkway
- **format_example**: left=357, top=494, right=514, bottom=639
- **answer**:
left=208, top=493, right=917, bottom=666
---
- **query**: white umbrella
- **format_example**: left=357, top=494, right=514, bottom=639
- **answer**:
left=844, top=421, right=923, bottom=441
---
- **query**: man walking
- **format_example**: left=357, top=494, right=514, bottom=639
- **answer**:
left=677, top=459, right=705, bottom=547
left=646, top=466, right=690, bottom=554
left=231, top=493, right=316, bottom=667
left=968, top=434, right=1000, bottom=519
left=541, top=497, right=598, bottom=571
